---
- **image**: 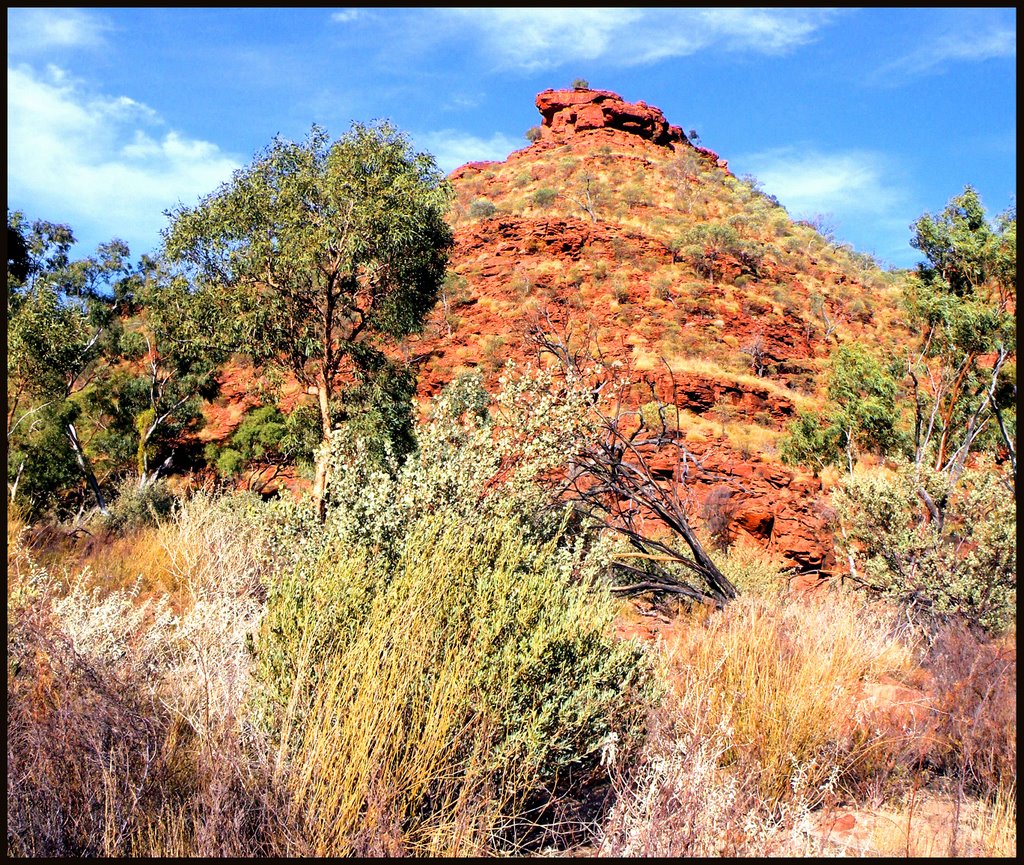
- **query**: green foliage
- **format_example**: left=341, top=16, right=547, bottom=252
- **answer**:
left=532, top=187, right=558, bottom=208
left=779, top=412, right=833, bottom=474
left=6, top=404, right=82, bottom=515
left=524, top=125, right=542, bottom=143
left=120, top=256, right=228, bottom=481
left=825, top=344, right=903, bottom=454
left=834, top=461, right=1015, bottom=632
left=164, top=122, right=452, bottom=362
left=469, top=198, right=497, bottom=218
left=208, top=405, right=285, bottom=478
left=7, top=212, right=223, bottom=516
left=314, top=368, right=597, bottom=567
left=163, top=122, right=453, bottom=506
left=910, top=185, right=1007, bottom=298
left=104, top=477, right=178, bottom=533
left=7, top=212, right=138, bottom=515
left=673, top=222, right=763, bottom=280
left=249, top=370, right=649, bottom=837
left=7, top=213, right=31, bottom=285
left=252, top=505, right=650, bottom=806
left=572, top=77, right=590, bottom=90
left=902, top=186, right=1015, bottom=475
left=781, top=344, right=903, bottom=473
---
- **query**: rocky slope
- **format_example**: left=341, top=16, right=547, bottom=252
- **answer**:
left=207, top=86, right=915, bottom=577
left=400, top=87, right=912, bottom=575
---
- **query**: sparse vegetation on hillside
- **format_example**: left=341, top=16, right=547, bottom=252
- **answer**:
left=6, top=91, right=1016, bottom=859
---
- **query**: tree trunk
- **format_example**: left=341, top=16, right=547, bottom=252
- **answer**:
left=311, top=382, right=333, bottom=521
left=10, top=459, right=25, bottom=504
left=66, top=422, right=108, bottom=514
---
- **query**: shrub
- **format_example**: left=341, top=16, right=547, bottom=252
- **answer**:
left=920, top=618, right=1016, bottom=795
left=833, top=460, right=1015, bottom=633
left=700, top=487, right=736, bottom=550
left=7, top=492, right=286, bottom=856
left=205, top=404, right=289, bottom=479
left=253, top=508, right=650, bottom=854
left=649, top=273, right=673, bottom=301
left=532, top=187, right=557, bottom=208
left=469, top=198, right=496, bottom=218
left=7, top=611, right=174, bottom=856
left=779, top=343, right=903, bottom=473
left=572, top=77, right=590, bottom=90
left=623, top=183, right=649, bottom=207
left=524, top=126, right=542, bottom=143
left=716, top=536, right=786, bottom=597
left=105, top=477, right=178, bottom=533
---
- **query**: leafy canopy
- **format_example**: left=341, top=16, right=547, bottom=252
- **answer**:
left=162, top=122, right=453, bottom=385
left=903, top=186, right=1015, bottom=476
left=163, top=122, right=454, bottom=512
left=780, top=343, right=903, bottom=474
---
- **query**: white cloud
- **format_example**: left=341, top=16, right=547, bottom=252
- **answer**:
left=330, top=9, right=363, bottom=25
left=740, top=147, right=904, bottom=217
left=447, top=8, right=839, bottom=71
left=7, top=8, right=111, bottom=54
left=876, top=23, right=1015, bottom=80
left=7, top=63, right=240, bottom=255
left=738, top=146, right=916, bottom=264
left=415, top=129, right=523, bottom=174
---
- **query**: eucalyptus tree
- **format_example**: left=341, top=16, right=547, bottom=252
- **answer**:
left=904, top=186, right=1016, bottom=483
left=114, top=255, right=227, bottom=487
left=7, top=212, right=129, bottom=514
left=163, top=122, right=453, bottom=517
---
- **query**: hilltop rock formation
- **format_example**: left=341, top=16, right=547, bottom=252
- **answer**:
left=535, top=87, right=686, bottom=147
left=531, top=87, right=728, bottom=169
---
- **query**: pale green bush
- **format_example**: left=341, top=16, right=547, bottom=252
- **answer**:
left=249, top=369, right=651, bottom=850
left=252, top=506, right=650, bottom=853
left=104, top=476, right=177, bottom=533
left=834, top=460, right=1015, bottom=632
left=469, top=198, right=496, bottom=218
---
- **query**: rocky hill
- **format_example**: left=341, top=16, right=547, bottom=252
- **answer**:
left=397, top=87, right=914, bottom=576
left=201, top=86, right=916, bottom=578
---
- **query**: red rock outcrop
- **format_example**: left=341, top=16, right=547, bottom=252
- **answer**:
left=529, top=88, right=729, bottom=169
left=535, top=88, right=687, bottom=148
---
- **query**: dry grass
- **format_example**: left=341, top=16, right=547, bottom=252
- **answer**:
left=715, top=534, right=788, bottom=597
left=810, top=788, right=1017, bottom=857
left=919, top=618, right=1017, bottom=796
left=7, top=494, right=1016, bottom=858
left=6, top=494, right=292, bottom=857
left=599, top=584, right=1017, bottom=858
left=662, top=592, right=918, bottom=805
left=599, top=591, right=929, bottom=856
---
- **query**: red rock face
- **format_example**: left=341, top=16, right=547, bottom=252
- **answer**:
left=535, top=88, right=687, bottom=148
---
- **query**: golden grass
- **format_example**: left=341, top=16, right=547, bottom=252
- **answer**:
left=646, top=404, right=784, bottom=455
left=715, top=535, right=788, bottom=597
left=818, top=787, right=1018, bottom=857
left=75, top=525, right=179, bottom=603
left=659, top=591, right=918, bottom=807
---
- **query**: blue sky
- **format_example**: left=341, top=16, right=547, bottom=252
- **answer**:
left=7, top=7, right=1016, bottom=269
